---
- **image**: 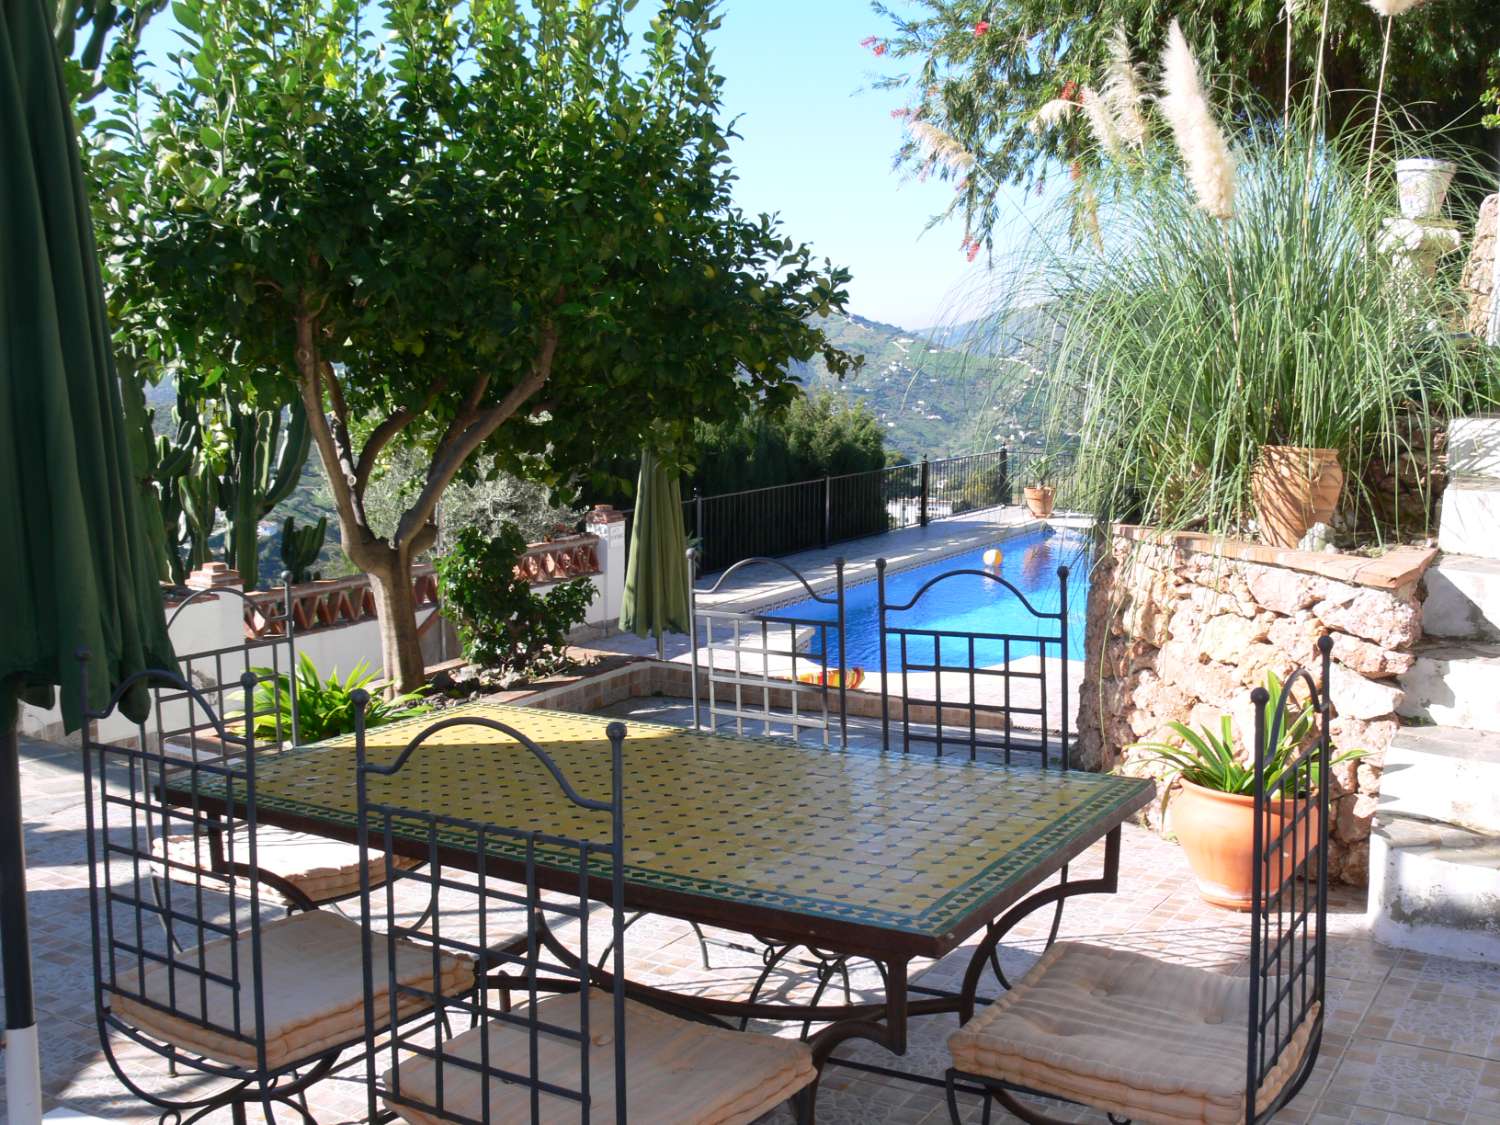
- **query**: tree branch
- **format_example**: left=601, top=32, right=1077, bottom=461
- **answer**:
left=354, top=378, right=447, bottom=498
left=393, top=325, right=559, bottom=547
left=294, top=313, right=382, bottom=569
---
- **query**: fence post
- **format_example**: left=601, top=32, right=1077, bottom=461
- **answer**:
left=692, top=487, right=704, bottom=565
left=998, top=448, right=1010, bottom=506
left=919, top=457, right=930, bottom=528
left=822, top=476, right=831, bottom=549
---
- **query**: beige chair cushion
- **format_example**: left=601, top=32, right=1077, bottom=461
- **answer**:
left=387, top=988, right=816, bottom=1125
left=111, top=910, right=473, bottom=1071
left=948, top=941, right=1319, bottom=1125
left=153, top=824, right=421, bottom=904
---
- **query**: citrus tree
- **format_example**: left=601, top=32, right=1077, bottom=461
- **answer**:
left=95, top=0, right=854, bottom=691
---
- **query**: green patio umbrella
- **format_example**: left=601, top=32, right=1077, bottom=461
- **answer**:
left=1, top=1, right=176, bottom=1118
left=619, top=450, right=691, bottom=660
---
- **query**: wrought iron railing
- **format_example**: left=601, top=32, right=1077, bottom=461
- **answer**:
left=621, top=447, right=1016, bottom=572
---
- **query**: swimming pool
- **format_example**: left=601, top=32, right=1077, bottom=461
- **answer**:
left=776, top=526, right=1091, bottom=670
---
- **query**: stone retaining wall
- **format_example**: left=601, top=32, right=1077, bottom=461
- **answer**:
left=1077, top=526, right=1436, bottom=885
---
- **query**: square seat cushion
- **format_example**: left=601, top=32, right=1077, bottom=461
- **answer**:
left=111, top=910, right=474, bottom=1071
left=948, top=942, right=1319, bottom=1125
left=387, top=988, right=816, bottom=1125
left=154, top=824, right=421, bottom=904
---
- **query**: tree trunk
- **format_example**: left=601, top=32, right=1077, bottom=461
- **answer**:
left=364, top=550, right=427, bottom=695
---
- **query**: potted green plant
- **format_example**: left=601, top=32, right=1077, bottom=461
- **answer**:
left=1022, top=453, right=1059, bottom=519
left=1130, top=670, right=1359, bottom=909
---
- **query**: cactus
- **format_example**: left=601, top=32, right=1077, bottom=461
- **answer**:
left=119, top=366, right=214, bottom=584
left=280, top=515, right=328, bottom=584
left=215, top=393, right=311, bottom=590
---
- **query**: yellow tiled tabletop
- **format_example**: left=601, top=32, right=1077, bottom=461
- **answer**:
left=201, top=702, right=1153, bottom=957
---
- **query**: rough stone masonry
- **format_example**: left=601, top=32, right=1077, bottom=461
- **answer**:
left=1076, top=527, right=1436, bottom=886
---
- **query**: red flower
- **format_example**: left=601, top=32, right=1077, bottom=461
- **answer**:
left=873, top=42, right=888, bottom=56
left=860, top=36, right=878, bottom=47
left=973, top=20, right=990, bottom=36
left=967, top=241, right=982, bottom=262
left=1059, top=80, right=1078, bottom=101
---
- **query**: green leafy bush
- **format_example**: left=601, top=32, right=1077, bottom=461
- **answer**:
left=436, top=525, right=597, bottom=679
left=248, top=653, right=429, bottom=743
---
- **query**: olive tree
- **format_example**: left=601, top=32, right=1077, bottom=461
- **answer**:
left=97, top=0, right=854, bottom=690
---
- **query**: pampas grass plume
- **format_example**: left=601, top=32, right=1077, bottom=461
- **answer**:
left=1366, top=0, right=1429, bottom=15
left=1080, top=87, right=1123, bottom=156
left=908, top=120, right=976, bottom=175
left=1029, top=98, right=1078, bottom=134
left=1158, top=20, right=1236, bottom=221
left=1102, top=25, right=1149, bottom=149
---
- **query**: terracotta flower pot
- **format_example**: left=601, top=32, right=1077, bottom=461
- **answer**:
left=1170, top=779, right=1322, bottom=910
left=1023, top=485, right=1056, bottom=519
left=1250, top=445, right=1343, bottom=549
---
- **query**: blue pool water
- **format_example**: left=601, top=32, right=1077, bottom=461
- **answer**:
left=777, top=527, right=1092, bottom=670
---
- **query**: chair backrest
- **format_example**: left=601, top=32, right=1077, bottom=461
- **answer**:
left=355, top=702, right=628, bottom=1125
left=876, top=556, right=1073, bottom=766
left=158, top=575, right=299, bottom=757
left=78, top=654, right=276, bottom=1078
left=688, top=552, right=849, bottom=748
left=1245, top=634, right=1334, bottom=1122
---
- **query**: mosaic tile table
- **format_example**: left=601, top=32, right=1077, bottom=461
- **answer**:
left=169, top=701, right=1154, bottom=1065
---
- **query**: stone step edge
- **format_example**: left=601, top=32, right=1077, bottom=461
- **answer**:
left=1370, top=812, right=1500, bottom=863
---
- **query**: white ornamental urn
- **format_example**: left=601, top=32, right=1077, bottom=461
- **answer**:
left=1395, top=158, right=1457, bottom=220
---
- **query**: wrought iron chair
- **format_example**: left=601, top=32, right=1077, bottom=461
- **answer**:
left=79, top=657, right=473, bottom=1125
left=683, top=553, right=865, bottom=1021
left=354, top=703, right=819, bottom=1124
left=153, top=575, right=419, bottom=922
left=877, top=555, right=1081, bottom=1002
left=944, top=637, right=1335, bottom=1125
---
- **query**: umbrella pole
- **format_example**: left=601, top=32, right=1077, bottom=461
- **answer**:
left=1, top=710, right=43, bottom=1125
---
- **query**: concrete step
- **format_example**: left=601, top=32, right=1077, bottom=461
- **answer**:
left=1367, top=813, right=1500, bottom=963
left=1397, top=641, right=1500, bottom=733
left=1423, top=554, right=1500, bottom=640
left=1377, top=724, right=1500, bottom=834
left=1447, top=415, right=1500, bottom=478
left=1438, top=477, right=1500, bottom=559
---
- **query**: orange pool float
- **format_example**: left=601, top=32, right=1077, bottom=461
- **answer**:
left=796, top=667, right=866, bottom=690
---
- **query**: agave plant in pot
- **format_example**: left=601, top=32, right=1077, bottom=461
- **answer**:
left=1131, top=670, right=1359, bottom=909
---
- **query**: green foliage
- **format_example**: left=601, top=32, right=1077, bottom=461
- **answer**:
left=436, top=526, right=597, bottom=680
left=248, top=653, right=429, bottom=743
left=872, top=1, right=1500, bottom=243
left=691, top=393, right=888, bottom=496
left=90, top=0, right=854, bottom=688
left=1131, top=670, right=1361, bottom=807
left=52, top=0, right=168, bottom=108
left=1027, top=115, right=1497, bottom=539
left=280, top=515, right=327, bottom=584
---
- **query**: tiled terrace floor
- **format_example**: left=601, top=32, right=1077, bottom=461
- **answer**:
left=6, top=733, right=1500, bottom=1124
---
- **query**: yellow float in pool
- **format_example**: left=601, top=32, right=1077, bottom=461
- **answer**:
left=982, top=547, right=1004, bottom=569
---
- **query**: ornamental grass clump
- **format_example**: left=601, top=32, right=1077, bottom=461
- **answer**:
left=1022, top=108, right=1494, bottom=540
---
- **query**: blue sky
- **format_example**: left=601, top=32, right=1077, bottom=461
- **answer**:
left=707, top=0, right=1012, bottom=329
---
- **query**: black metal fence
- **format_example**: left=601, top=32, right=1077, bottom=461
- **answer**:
left=623, top=448, right=1016, bottom=573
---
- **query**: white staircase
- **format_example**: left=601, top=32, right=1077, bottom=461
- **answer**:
left=1371, top=416, right=1500, bottom=963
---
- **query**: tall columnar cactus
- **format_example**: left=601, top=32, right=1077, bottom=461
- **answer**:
left=280, top=515, right=328, bottom=584
left=119, top=368, right=214, bottom=584
left=216, top=395, right=311, bottom=590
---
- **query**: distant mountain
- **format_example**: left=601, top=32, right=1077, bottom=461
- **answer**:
left=790, top=310, right=1055, bottom=460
